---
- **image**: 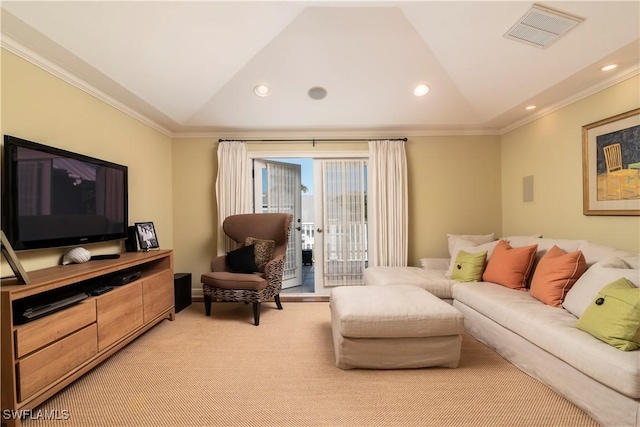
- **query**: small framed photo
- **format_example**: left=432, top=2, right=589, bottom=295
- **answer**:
left=135, top=222, right=159, bottom=251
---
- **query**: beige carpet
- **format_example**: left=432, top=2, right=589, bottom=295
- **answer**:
left=25, top=302, right=598, bottom=427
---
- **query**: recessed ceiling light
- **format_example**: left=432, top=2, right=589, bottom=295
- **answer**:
left=253, top=85, right=270, bottom=97
left=308, top=86, right=327, bottom=100
left=413, top=84, right=430, bottom=97
left=601, top=64, right=617, bottom=71
left=525, top=105, right=537, bottom=110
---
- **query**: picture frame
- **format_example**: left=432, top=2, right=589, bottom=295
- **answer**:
left=582, top=108, right=640, bottom=216
left=135, top=222, right=160, bottom=251
left=1, top=230, right=30, bottom=284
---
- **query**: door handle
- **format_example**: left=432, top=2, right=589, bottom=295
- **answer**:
left=316, top=228, right=323, bottom=233
left=296, top=227, right=301, bottom=231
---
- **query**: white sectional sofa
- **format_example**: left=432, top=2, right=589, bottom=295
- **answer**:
left=363, top=236, right=640, bottom=427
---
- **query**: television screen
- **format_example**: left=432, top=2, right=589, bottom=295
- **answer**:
left=3, top=135, right=128, bottom=250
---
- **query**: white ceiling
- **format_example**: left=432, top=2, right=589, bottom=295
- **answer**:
left=2, top=1, right=639, bottom=137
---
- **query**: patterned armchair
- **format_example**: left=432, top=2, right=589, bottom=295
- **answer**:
left=201, top=213, right=292, bottom=326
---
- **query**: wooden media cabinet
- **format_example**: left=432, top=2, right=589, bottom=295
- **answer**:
left=1, top=250, right=174, bottom=427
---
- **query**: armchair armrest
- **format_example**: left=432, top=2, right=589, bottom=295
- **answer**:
left=264, top=254, right=286, bottom=285
left=211, top=255, right=229, bottom=272
left=419, top=257, right=450, bottom=270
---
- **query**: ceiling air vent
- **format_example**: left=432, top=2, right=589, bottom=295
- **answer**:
left=504, top=4, right=584, bottom=49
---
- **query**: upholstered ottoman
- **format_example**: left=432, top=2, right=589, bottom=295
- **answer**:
left=330, top=285, right=464, bottom=370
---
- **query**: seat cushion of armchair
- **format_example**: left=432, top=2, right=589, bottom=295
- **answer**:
left=201, top=271, right=268, bottom=290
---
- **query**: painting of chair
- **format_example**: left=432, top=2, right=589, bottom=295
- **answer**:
left=602, top=143, right=639, bottom=200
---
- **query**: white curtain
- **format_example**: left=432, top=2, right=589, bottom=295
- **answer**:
left=368, top=139, right=408, bottom=266
left=216, top=141, right=251, bottom=255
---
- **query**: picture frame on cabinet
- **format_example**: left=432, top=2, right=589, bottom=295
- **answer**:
left=135, top=222, right=160, bottom=251
left=582, top=108, right=640, bottom=215
left=1, top=230, right=30, bottom=284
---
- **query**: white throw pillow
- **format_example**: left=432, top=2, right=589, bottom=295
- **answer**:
left=419, top=258, right=450, bottom=270
left=577, top=241, right=638, bottom=267
left=563, top=256, right=640, bottom=318
left=446, top=239, right=500, bottom=278
left=447, top=233, right=495, bottom=257
left=622, top=255, right=640, bottom=269
left=502, top=235, right=543, bottom=248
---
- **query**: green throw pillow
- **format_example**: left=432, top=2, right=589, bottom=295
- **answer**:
left=576, top=278, right=640, bottom=351
left=451, top=250, right=488, bottom=282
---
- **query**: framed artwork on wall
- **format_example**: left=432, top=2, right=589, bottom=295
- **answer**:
left=582, top=108, right=640, bottom=216
left=135, top=222, right=160, bottom=251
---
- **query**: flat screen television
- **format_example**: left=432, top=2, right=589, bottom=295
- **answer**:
left=3, top=135, right=128, bottom=250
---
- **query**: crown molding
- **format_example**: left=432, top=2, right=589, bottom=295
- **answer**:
left=170, top=126, right=501, bottom=139
left=1, top=33, right=174, bottom=138
left=4, top=30, right=635, bottom=141
left=498, top=65, right=640, bottom=135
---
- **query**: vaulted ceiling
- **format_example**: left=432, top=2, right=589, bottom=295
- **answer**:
left=2, top=1, right=639, bottom=137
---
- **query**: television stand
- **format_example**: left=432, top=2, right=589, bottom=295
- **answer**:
left=0, top=250, right=174, bottom=427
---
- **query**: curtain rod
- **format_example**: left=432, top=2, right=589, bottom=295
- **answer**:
left=218, top=138, right=407, bottom=144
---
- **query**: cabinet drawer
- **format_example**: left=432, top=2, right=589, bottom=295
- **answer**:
left=15, top=300, right=97, bottom=358
left=143, top=270, right=174, bottom=323
left=17, top=323, right=98, bottom=402
left=97, top=282, right=143, bottom=351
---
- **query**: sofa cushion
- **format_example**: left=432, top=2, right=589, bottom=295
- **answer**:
left=563, top=257, right=640, bottom=318
left=363, top=266, right=455, bottom=299
left=447, top=233, right=495, bottom=257
left=450, top=250, right=487, bottom=282
left=482, top=240, right=537, bottom=290
left=576, top=278, right=640, bottom=351
left=452, top=281, right=640, bottom=398
left=530, top=246, right=587, bottom=307
left=446, top=239, right=500, bottom=278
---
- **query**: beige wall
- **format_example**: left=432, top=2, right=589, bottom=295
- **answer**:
left=171, top=137, right=218, bottom=282
left=1, top=50, right=174, bottom=272
left=501, top=76, right=640, bottom=253
left=171, top=136, right=502, bottom=290
left=407, top=136, right=502, bottom=263
left=3, top=46, right=637, bottom=292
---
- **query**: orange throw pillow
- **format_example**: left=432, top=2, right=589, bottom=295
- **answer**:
left=482, top=239, right=538, bottom=290
left=530, top=246, right=587, bottom=307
